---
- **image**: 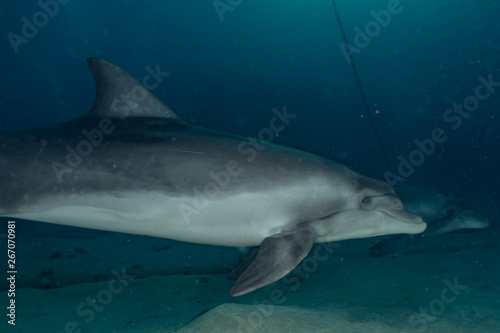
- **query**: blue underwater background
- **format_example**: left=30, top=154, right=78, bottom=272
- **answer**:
left=1, top=0, right=499, bottom=332
left=1, top=0, right=499, bottom=211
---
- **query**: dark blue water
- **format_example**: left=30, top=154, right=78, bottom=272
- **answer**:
left=0, top=1, right=499, bottom=331
left=1, top=0, right=498, bottom=211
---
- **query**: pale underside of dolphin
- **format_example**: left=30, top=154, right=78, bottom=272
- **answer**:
left=0, top=58, right=427, bottom=296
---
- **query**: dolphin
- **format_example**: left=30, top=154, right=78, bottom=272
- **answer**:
left=369, top=186, right=489, bottom=257
left=0, top=58, right=426, bottom=296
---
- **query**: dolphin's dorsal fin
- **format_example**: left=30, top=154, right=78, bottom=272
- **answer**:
left=87, top=57, right=179, bottom=120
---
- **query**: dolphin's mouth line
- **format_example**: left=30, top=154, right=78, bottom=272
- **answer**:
left=381, top=209, right=426, bottom=225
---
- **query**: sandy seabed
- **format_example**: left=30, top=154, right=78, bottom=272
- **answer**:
left=1, top=219, right=499, bottom=333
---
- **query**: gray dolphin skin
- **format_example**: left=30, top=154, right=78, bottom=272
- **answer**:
left=0, top=58, right=427, bottom=296
left=369, top=186, right=489, bottom=257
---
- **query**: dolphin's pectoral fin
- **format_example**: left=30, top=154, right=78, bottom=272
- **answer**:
left=369, top=234, right=423, bottom=257
left=228, top=247, right=259, bottom=281
left=228, top=226, right=318, bottom=297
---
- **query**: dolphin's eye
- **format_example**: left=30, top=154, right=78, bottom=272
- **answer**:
left=361, top=196, right=372, bottom=207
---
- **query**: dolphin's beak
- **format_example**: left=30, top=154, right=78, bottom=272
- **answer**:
left=382, top=207, right=427, bottom=226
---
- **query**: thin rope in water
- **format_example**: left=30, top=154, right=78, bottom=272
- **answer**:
left=331, top=0, right=392, bottom=169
